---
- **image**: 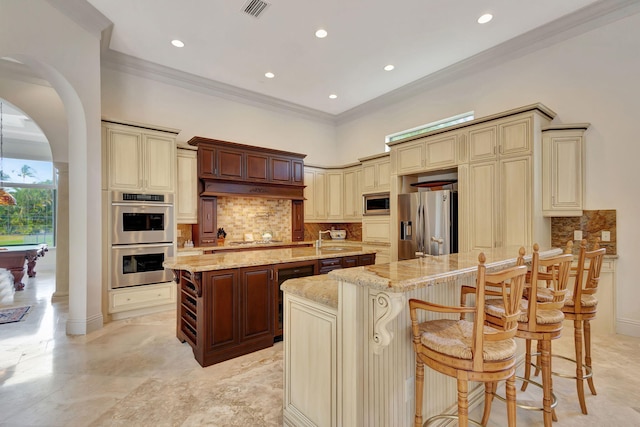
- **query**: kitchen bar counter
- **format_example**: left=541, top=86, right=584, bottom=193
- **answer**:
left=165, top=244, right=377, bottom=272
left=282, top=245, right=562, bottom=427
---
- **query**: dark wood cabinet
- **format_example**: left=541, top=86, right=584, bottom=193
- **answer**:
left=194, top=196, right=217, bottom=246
left=198, top=145, right=216, bottom=178
left=293, top=160, right=304, bottom=185
left=246, top=152, right=269, bottom=182
left=342, top=256, right=358, bottom=268
left=175, top=252, right=374, bottom=366
left=270, top=157, right=291, bottom=184
left=358, top=253, right=376, bottom=266
left=217, top=148, right=244, bottom=181
left=291, top=200, right=304, bottom=242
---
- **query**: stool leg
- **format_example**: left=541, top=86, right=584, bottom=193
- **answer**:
left=481, top=381, right=495, bottom=426
left=534, top=340, right=542, bottom=377
left=574, top=319, right=588, bottom=414
left=541, top=338, right=553, bottom=427
left=585, top=319, right=597, bottom=395
left=415, top=359, right=424, bottom=427
left=457, top=377, right=469, bottom=427
left=522, top=338, right=532, bottom=391
left=506, top=374, right=517, bottom=427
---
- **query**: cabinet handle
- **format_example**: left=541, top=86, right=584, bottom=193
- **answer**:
left=493, top=146, right=496, bottom=155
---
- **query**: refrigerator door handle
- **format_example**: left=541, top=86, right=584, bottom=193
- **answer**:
left=416, top=203, right=424, bottom=256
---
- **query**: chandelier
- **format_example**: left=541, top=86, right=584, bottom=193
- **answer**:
left=0, top=101, right=17, bottom=206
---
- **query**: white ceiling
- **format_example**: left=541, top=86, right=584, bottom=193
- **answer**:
left=87, top=0, right=602, bottom=116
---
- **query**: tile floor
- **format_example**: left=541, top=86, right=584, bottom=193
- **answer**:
left=1, top=264, right=639, bottom=426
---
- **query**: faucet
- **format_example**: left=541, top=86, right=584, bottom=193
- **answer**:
left=317, top=230, right=331, bottom=248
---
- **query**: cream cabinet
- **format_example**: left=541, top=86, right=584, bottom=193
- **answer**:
left=362, top=216, right=390, bottom=243
left=102, top=120, right=178, bottom=192
left=176, top=147, right=198, bottom=223
left=304, top=167, right=327, bottom=221
left=343, top=166, right=362, bottom=220
left=108, top=282, right=176, bottom=320
left=361, top=154, right=390, bottom=193
left=396, top=133, right=460, bottom=175
left=326, top=171, right=344, bottom=220
left=542, top=124, right=588, bottom=217
left=467, top=156, right=532, bottom=250
left=468, top=115, right=532, bottom=163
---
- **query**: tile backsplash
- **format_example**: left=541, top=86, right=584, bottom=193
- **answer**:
left=304, top=223, right=362, bottom=242
left=217, top=197, right=291, bottom=242
left=551, top=210, right=617, bottom=255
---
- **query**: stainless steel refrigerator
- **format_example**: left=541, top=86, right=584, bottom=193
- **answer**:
left=398, top=190, right=458, bottom=260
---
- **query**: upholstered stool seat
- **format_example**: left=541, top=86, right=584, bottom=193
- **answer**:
left=563, top=291, right=598, bottom=307
left=485, top=299, right=565, bottom=325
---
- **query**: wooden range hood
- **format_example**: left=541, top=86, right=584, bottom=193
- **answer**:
left=189, top=136, right=306, bottom=200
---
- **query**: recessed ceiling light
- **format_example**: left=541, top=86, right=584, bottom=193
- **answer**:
left=171, top=39, right=185, bottom=48
left=329, top=94, right=337, bottom=99
left=384, top=64, right=395, bottom=71
left=477, top=13, right=493, bottom=24
left=265, top=72, right=275, bottom=79
left=315, top=29, right=328, bottom=38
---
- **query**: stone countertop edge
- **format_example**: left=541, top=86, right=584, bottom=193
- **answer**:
left=164, top=246, right=377, bottom=273
left=329, top=246, right=564, bottom=293
left=281, top=276, right=339, bottom=309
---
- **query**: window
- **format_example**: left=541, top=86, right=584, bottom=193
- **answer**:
left=0, top=157, right=56, bottom=246
left=385, top=111, right=474, bottom=150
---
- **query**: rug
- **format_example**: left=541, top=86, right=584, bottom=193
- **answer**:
left=0, top=306, right=31, bottom=324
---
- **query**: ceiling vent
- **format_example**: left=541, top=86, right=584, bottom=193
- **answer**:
left=242, top=0, right=270, bottom=18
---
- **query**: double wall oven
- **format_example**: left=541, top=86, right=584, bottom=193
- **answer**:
left=111, top=191, right=174, bottom=289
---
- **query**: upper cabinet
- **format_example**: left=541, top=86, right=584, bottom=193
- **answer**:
left=343, top=165, right=363, bottom=220
left=176, top=147, right=198, bottom=224
left=304, top=167, right=327, bottom=221
left=102, top=120, right=178, bottom=193
left=468, top=116, right=532, bottom=162
left=361, top=154, right=390, bottom=193
left=190, top=137, right=306, bottom=189
left=542, top=124, right=588, bottom=217
left=304, top=163, right=362, bottom=223
left=396, top=132, right=461, bottom=175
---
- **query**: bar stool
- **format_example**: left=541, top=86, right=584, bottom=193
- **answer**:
left=557, top=239, right=606, bottom=414
left=409, top=253, right=527, bottom=427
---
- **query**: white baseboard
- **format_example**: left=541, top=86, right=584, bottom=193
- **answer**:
left=616, top=318, right=640, bottom=337
left=66, top=312, right=104, bottom=335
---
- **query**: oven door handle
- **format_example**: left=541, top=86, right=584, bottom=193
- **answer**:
left=111, top=202, right=174, bottom=208
left=112, top=243, right=174, bottom=250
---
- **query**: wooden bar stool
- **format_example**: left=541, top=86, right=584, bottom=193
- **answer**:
left=409, top=253, right=527, bottom=427
left=557, top=239, right=606, bottom=414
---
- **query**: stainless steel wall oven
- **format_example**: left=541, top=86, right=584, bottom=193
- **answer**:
left=110, top=191, right=174, bottom=289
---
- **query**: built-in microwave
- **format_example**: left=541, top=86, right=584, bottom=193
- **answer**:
left=363, top=192, right=390, bottom=216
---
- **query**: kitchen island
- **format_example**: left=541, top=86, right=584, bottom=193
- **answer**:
left=281, top=246, right=561, bottom=427
left=163, top=245, right=377, bottom=367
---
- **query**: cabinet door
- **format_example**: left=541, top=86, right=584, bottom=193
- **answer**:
left=199, top=145, right=216, bottom=178
left=343, top=168, right=360, bottom=220
left=204, top=270, right=240, bottom=350
left=199, top=197, right=217, bottom=245
left=362, top=163, right=377, bottom=192
left=469, top=125, right=497, bottom=162
left=291, top=200, right=305, bottom=241
left=176, top=149, right=198, bottom=223
left=107, top=127, right=143, bottom=190
left=500, top=156, right=531, bottom=248
left=376, top=160, right=391, bottom=191
left=270, top=157, right=292, bottom=184
left=240, top=267, right=273, bottom=341
left=246, top=152, right=269, bottom=182
left=217, top=148, right=244, bottom=180
left=542, top=130, right=584, bottom=216
left=292, top=160, right=304, bottom=186
left=326, top=172, right=343, bottom=220
left=425, top=134, right=458, bottom=169
left=314, top=170, right=327, bottom=219
left=397, top=140, right=425, bottom=175
left=144, top=134, right=175, bottom=192
left=304, top=170, right=316, bottom=220
left=469, top=162, right=497, bottom=250
left=499, top=116, right=531, bottom=156
left=362, top=217, right=390, bottom=243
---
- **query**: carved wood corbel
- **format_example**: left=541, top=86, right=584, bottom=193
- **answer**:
left=370, top=291, right=405, bottom=354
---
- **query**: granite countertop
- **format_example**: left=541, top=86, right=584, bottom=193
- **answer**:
left=329, top=245, right=563, bottom=293
left=176, top=240, right=315, bottom=253
left=164, top=245, right=378, bottom=273
left=280, top=275, right=339, bottom=309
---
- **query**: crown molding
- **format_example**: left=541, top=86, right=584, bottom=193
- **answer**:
left=101, top=49, right=336, bottom=125
left=46, top=0, right=111, bottom=39
left=335, top=0, right=640, bottom=125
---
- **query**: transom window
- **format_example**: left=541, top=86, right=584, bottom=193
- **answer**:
left=385, top=111, right=474, bottom=150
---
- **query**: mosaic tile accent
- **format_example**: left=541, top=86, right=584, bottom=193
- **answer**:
left=176, top=224, right=193, bottom=248
left=551, top=210, right=617, bottom=255
left=217, top=197, right=292, bottom=242
left=304, top=223, right=362, bottom=242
